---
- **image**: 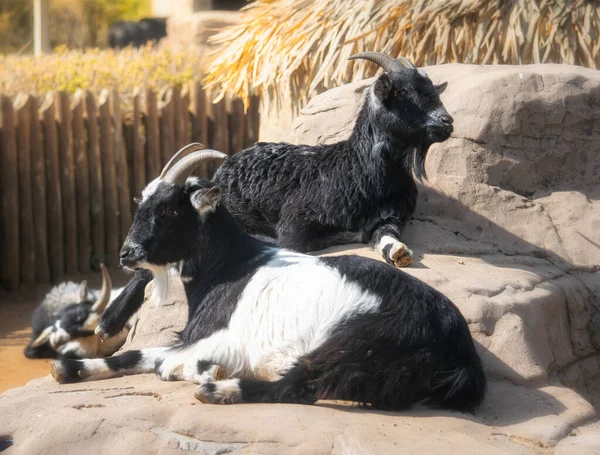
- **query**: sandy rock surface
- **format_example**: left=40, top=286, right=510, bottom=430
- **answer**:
left=2, top=63, right=599, bottom=453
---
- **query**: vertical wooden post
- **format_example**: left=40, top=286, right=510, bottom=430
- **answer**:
left=40, top=93, right=64, bottom=283
left=158, top=87, right=175, bottom=167
left=31, top=95, right=51, bottom=283
left=207, top=95, right=229, bottom=177
left=56, top=91, right=78, bottom=273
left=178, top=85, right=191, bottom=148
left=247, top=94, right=260, bottom=146
left=144, top=88, right=160, bottom=181
left=33, top=0, right=51, bottom=57
left=131, top=89, right=146, bottom=198
left=189, top=81, right=208, bottom=178
left=0, top=96, right=20, bottom=290
left=99, top=89, right=119, bottom=268
left=229, top=97, right=245, bottom=156
left=72, top=90, right=91, bottom=273
left=14, top=94, right=36, bottom=285
left=85, top=91, right=105, bottom=268
left=112, top=89, right=132, bottom=245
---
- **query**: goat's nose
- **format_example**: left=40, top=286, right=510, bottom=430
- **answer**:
left=120, top=245, right=132, bottom=260
left=439, top=114, right=453, bottom=125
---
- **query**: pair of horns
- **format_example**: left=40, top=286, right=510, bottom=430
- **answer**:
left=30, top=264, right=113, bottom=349
left=347, top=52, right=416, bottom=73
left=159, top=143, right=228, bottom=186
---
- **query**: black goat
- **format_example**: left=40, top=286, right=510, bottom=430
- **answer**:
left=25, top=265, right=129, bottom=359
left=215, top=52, right=452, bottom=266
left=52, top=149, right=485, bottom=412
left=95, top=52, right=454, bottom=340
left=108, top=17, right=167, bottom=49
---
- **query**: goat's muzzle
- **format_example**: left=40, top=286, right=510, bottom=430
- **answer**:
left=119, top=242, right=144, bottom=269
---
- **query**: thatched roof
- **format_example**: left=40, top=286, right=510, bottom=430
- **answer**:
left=204, top=0, right=600, bottom=107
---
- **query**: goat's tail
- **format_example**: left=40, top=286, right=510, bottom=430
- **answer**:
left=50, top=347, right=167, bottom=383
left=423, top=362, right=486, bottom=413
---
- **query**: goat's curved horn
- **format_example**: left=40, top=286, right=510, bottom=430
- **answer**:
left=163, top=150, right=228, bottom=187
left=91, top=264, right=112, bottom=313
left=30, top=326, right=53, bottom=349
left=397, top=56, right=417, bottom=69
left=159, top=142, right=206, bottom=179
left=348, top=52, right=405, bottom=73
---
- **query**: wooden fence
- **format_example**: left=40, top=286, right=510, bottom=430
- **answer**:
left=0, top=83, right=260, bottom=291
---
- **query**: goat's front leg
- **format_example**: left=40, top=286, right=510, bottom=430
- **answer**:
left=368, top=222, right=413, bottom=267
left=51, top=347, right=169, bottom=383
left=96, top=269, right=152, bottom=339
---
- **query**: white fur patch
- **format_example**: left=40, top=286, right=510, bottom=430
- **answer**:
left=376, top=235, right=413, bottom=267
left=141, top=179, right=162, bottom=202
left=157, top=249, right=381, bottom=380
left=49, top=321, right=71, bottom=348
left=138, top=262, right=176, bottom=307
left=376, top=235, right=399, bottom=254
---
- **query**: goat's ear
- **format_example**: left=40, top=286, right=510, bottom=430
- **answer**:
left=79, top=280, right=88, bottom=301
left=190, top=187, right=222, bottom=215
left=434, top=81, right=448, bottom=95
left=373, top=73, right=392, bottom=101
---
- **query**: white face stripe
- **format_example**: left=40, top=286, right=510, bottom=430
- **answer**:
left=141, top=178, right=162, bottom=202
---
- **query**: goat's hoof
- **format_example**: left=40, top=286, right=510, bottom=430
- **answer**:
left=194, top=380, right=241, bottom=405
left=389, top=242, right=413, bottom=267
left=51, top=359, right=86, bottom=384
left=94, top=325, right=109, bottom=340
left=50, top=361, right=65, bottom=383
left=158, top=363, right=184, bottom=381
left=213, top=365, right=228, bottom=381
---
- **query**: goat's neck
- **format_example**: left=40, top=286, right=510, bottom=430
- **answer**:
left=178, top=211, right=269, bottom=310
left=348, top=108, right=416, bottom=179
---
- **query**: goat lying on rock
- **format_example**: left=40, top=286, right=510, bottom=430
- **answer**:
left=25, top=265, right=129, bottom=359
left=52, top=149, right=485, bottom=412
left=95, top=52, right=454, bottom=341
left=215, top=52, right=453, bottom=267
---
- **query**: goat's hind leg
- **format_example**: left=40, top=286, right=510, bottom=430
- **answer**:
left=51, top=347, right=168, bottom=384
left=195, top=359, right=318, bottom=405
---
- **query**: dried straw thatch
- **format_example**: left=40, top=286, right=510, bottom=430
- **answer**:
left=204, top=0, right=600, bottom=107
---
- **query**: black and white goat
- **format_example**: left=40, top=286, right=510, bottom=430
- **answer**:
left=52, top=149, right=485, bottom=412
left=95, top=52, right=454, bottom=341
left=25, top=265, right=129, bottom=359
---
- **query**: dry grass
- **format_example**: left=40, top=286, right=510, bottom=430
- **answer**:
left=0, top=46, right=203, bottom=113
left=205, top=0, right=600, bottom=107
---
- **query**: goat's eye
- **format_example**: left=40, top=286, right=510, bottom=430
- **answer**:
left=163, top=208, right=178, bottom=217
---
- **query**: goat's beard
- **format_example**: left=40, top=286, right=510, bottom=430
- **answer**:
left=140, top=263, right=172, bottom=307
left=406, top=143, right=428, bottom=181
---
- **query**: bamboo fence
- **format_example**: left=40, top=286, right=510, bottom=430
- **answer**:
left=0, top=83, right=260, bottom=290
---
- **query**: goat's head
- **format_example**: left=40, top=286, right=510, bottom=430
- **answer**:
left=120, top=143, right=228, bottom=272
left=349, top=52, right=452, bottom=175
left=25, top=264, right=113, bottom=358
